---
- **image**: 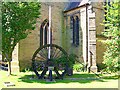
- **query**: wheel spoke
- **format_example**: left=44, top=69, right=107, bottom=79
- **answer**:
left=53, top=49, right=61, bottom=58
left=35, top=54, right=46, bottom=60
left=40, top=48, right=48, bottom=59
left=55, top=52, right=64, bottom=59
left=32, top=44, right=68, bottom=79
left=51, top=47, right=58, bottom=58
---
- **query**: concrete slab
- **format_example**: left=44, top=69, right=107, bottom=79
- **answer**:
left=4, top=82, right=15, bottom=87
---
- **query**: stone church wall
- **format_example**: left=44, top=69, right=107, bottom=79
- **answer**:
left=63, top=6, right=87, bottom=64
left=92, top=2, right=106, bottom=64
left=18, top=2, right=66, bottom=71
left=12, top=2, right=106, bottom=72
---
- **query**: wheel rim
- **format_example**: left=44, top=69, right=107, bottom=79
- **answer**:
left=32, top=44, right=68, bottom=79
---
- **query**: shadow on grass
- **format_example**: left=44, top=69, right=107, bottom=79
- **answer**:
left=102, top=75, right=119, bottom=80
left=18, top=73, right=111, bottom=84
left=11, top=74, right=17, bottom=76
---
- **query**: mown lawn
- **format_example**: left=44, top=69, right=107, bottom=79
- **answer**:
left=0, top=70, right=119, bottom=89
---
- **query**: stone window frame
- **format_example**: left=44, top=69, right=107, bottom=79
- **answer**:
left=40, top=19, right=50, bottom=47
left=44, top=23, right=48, bottom=45
left=70, top=15, right=80, bottom=47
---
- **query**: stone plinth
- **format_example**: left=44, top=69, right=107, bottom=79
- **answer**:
left=12, top=43, right=19, bottom=72
left=90, top=66, right=98, bottom=73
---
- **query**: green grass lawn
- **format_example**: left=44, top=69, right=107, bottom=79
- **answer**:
left=0, top=70, right=119, bottom=89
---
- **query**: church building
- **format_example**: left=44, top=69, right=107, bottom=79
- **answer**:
left=11, top=1, right=105, bottom=73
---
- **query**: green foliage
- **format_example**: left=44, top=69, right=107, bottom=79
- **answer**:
left=67, top=54, right=77, bottom=68
left=97, top=63, right=106, bottom=72
left=54, top=55, right=68, bottom=68
left=2, top=2, right=40, bottom=74
left=73, top=63, right=84, bottom=72
left=2, top=2, right=40, bottom=60
left=54, top=54, right=77, bottom=69
left=102, top=0, right=120, bottom=72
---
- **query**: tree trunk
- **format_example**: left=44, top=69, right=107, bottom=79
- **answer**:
left=8, top=60, right=12, bottom=75
left=7, top=53, right=12, bottom=76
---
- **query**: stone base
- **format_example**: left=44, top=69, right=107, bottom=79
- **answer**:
left=11, top=66, right=19, bottom=73
left=67, top=68, right=73, bottom=76
left=11, top=61, right=20, bottom=73
left=90, top=66, right=98, bottom=73
left=46, top=79, right=56, bottom=82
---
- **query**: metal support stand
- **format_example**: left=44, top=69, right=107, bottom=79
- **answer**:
left=49, top=70, right=53, bottom=81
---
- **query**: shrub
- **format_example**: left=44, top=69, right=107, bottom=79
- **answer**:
left=73, top=63, right=84, bottom=72
left=97, top=63, right=106, bottom=72
left=67, top=54, right=77, bottom=68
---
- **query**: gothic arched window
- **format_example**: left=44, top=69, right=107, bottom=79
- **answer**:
left=40, top=19, right=49, bottom=47
left=70, top=16, right=80, bottom=47
left=44, top=24, right=48, bottom=45
left=75, top=16, right=79, bottom=46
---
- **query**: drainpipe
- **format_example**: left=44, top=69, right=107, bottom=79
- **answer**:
left=87, top=6, right=91, bottom=73
left=85, top=4, right=89, bottom=71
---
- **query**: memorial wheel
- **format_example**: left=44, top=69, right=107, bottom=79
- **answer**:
left=32, top=44, right=69, bottom=79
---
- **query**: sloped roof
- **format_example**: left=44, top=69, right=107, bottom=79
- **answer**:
left=64, top=0, right=89, bottom=12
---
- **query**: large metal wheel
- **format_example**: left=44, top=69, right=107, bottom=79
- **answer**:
left=32, top=44, right=69, bottom=79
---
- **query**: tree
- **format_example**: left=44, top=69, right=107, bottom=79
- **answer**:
left=2, top=2, right=40, bottom=75
left=102, top=0, right=120, bottom=72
